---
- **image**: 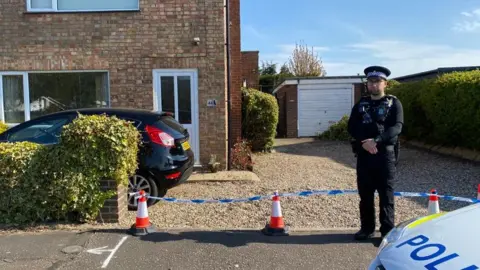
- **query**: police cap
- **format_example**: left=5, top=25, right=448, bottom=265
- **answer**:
left=364, top=65, right=391, bottom=80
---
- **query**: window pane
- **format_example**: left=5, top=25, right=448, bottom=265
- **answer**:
left=2, top=75, right=25, bottom=124
left=28, top=72, right=109, bottom=119
left=177, top=76, right=192, bottom=124
left=57, top=0, right=139, bottom=10
left=8, top=117, right=70, bottom=144
left=31, top=0, right=53, bottom=9
left=160, top=77, right=174, bottom=115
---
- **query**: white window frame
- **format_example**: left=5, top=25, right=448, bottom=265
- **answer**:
left=26, top=0, right=140, bottom=13
left=0, top=70, right=110, bottom=127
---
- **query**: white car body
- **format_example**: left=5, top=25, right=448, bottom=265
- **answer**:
left=368, top=202, right=480, bottom=270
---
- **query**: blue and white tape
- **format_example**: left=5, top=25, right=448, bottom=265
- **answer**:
left=131, top=189, right=480, bottom=204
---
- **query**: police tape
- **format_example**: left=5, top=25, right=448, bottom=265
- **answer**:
left=127, top=189, right=480, bottom=204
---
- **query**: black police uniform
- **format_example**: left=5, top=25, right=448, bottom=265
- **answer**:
left=347, top=66, right=404, bottom=240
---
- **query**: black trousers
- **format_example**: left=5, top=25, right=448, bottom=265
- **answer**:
left=356, top=146, right=397, bottom=235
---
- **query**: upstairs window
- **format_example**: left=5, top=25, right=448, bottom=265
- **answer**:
left=27, top=0, right=139, bottom=12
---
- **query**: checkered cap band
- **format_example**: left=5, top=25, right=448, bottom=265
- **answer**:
left=367, top=71, right=387, bottom=78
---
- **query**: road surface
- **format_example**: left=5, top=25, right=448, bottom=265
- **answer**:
left=0, top=229, right=381, bottom=270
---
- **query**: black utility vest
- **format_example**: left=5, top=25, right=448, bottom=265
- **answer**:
left=358, top=95, right=395, bottom=142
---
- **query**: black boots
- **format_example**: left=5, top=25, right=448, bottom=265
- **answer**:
left=354, top=229, right=375, bottom=240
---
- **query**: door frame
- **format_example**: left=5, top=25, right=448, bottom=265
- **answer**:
left=152, top=69, right=200, bottom=165
left=0, top=72, right=31, bottom=126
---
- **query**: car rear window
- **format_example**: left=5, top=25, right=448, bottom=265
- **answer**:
left=153, top=116, right=188, bottom=139
left=158, top=116, right=186, bottom=132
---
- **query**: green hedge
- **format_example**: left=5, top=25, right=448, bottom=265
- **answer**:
left=387, top=70, right=480, bottom=150
left=241, top=87, right=279, bottom=152
left=0, top=114, right=140, bottom=225
left=318, top=115, right=351, bottom=141
left=0, top=121, right=7, bottom=134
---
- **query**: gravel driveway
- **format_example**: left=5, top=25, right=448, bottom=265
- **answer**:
left=122, top=138, right=480, bottom=230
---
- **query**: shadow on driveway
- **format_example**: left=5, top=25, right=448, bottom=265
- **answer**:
left=90, top=228, right=383, bottom=248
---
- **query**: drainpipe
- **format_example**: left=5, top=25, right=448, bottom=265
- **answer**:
left=225, top=0, right=232, bottom=170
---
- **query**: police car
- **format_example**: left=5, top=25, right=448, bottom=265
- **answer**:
left=368, top=202, right=480, bottom=269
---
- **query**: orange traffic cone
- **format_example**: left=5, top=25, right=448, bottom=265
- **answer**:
left=127, top=190, right=156, bottom=236
left=261, top=191, right=289, bottom=236
left=427, top=189, right=440, bottom=215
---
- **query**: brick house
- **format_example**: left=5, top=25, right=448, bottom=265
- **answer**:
left=241, top=51, right=259, bottom=89
left=0, top=0, right=258, bottom=169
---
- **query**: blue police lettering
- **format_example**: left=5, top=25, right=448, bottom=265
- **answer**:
left=411, top=243, right=446, bottom=261
left=395, top=234, right=429, bottom=248
left=425, top=254, right=479, bottom=270
left=395, top=234, right=479, bottom=269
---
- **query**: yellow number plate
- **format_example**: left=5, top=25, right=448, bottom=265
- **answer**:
left=182, top=141, right=191, bottom=150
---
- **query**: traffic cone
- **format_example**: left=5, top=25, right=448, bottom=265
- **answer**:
left=477, top=184, right=480, bottom=201
left=127, top=190, right=156, bottom=236
left=261, top=191, right=289, bottom=236
left=427, top=189, right=440, bottom=215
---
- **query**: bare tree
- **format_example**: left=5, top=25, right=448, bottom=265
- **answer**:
left=287, top=41, right=326, bottom=77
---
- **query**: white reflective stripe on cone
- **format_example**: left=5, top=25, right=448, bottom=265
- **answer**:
left=272, top=201, right=282, bottom=217
left=137, top=201, right=148, bottom=218
left=428, top=201, right=440, bottom=214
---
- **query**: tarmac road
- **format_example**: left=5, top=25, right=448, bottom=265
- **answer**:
left=0, top=229, right=381, bottom=270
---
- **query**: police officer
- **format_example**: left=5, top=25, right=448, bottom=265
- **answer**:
left=347, top=65, right=404, bottom=240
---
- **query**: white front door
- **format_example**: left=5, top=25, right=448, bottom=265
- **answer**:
left=152, top=69, right=200, bottom=165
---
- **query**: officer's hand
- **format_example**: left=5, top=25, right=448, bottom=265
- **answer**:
left=361, top=139, right=378, bottom=154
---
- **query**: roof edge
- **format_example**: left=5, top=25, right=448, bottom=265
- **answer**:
left=272, top=75, right=367, bottom=94
left=392, top=66, right=480, bottom=81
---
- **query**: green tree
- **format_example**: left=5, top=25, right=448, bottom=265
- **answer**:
left=279, top=63, right=293, bottom=76
left=259, top=61, right=277, bottom=75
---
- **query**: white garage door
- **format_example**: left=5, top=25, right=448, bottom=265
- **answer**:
left=298, top=83, right=353, bottom=137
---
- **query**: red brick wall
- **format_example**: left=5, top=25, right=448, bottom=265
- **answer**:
left=275, top=85, right=298, bottom=138
left=353, top=83, right=367, bottom=104
left=228, top=0, right=242, bottom=156
left=0, top=0, right=228, bottom=167
left=241, top=51, right=259, bottom=89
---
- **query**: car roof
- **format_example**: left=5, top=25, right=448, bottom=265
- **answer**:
left=43, top=107, right=171, bottom=119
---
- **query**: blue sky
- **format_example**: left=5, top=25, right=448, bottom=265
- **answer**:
left=240, top=0, right=480, bottom=78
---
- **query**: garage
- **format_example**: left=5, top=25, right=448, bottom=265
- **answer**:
left=273, top=76, right=366, bottom=138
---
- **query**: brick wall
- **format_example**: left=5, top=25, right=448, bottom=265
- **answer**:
left=353, top=83, right=367, bottom=104
left=241, top=51, right=259, bottom=89
left=275, top=85, right=298, bottom=138
left=0, top=0, right=227, bottom=168
left=97, top=179, right=127, bottom=223
left=228, top=0, right=242, bottom=153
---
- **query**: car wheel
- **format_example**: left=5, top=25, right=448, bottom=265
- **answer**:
left=127, top=172, right=159, bottom=211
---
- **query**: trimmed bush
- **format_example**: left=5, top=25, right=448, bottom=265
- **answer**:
left=0, top=121, right=7, bottom=134
left=0, top=113, right=141, bottom=225
left=387, top=70, right=480, bottom=150
left=242, top=87, right=279, bottom=152
left=386, top=79, right=400, bottom=91
left=318, top=115, right=352, bottom=141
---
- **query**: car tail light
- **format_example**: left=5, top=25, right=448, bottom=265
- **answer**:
left=145, top=125, right=175, bottom=147
left=165, top=171, right=181, bottom=180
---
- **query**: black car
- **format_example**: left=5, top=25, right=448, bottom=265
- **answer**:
left=0, top=108, right=195, bottom=210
